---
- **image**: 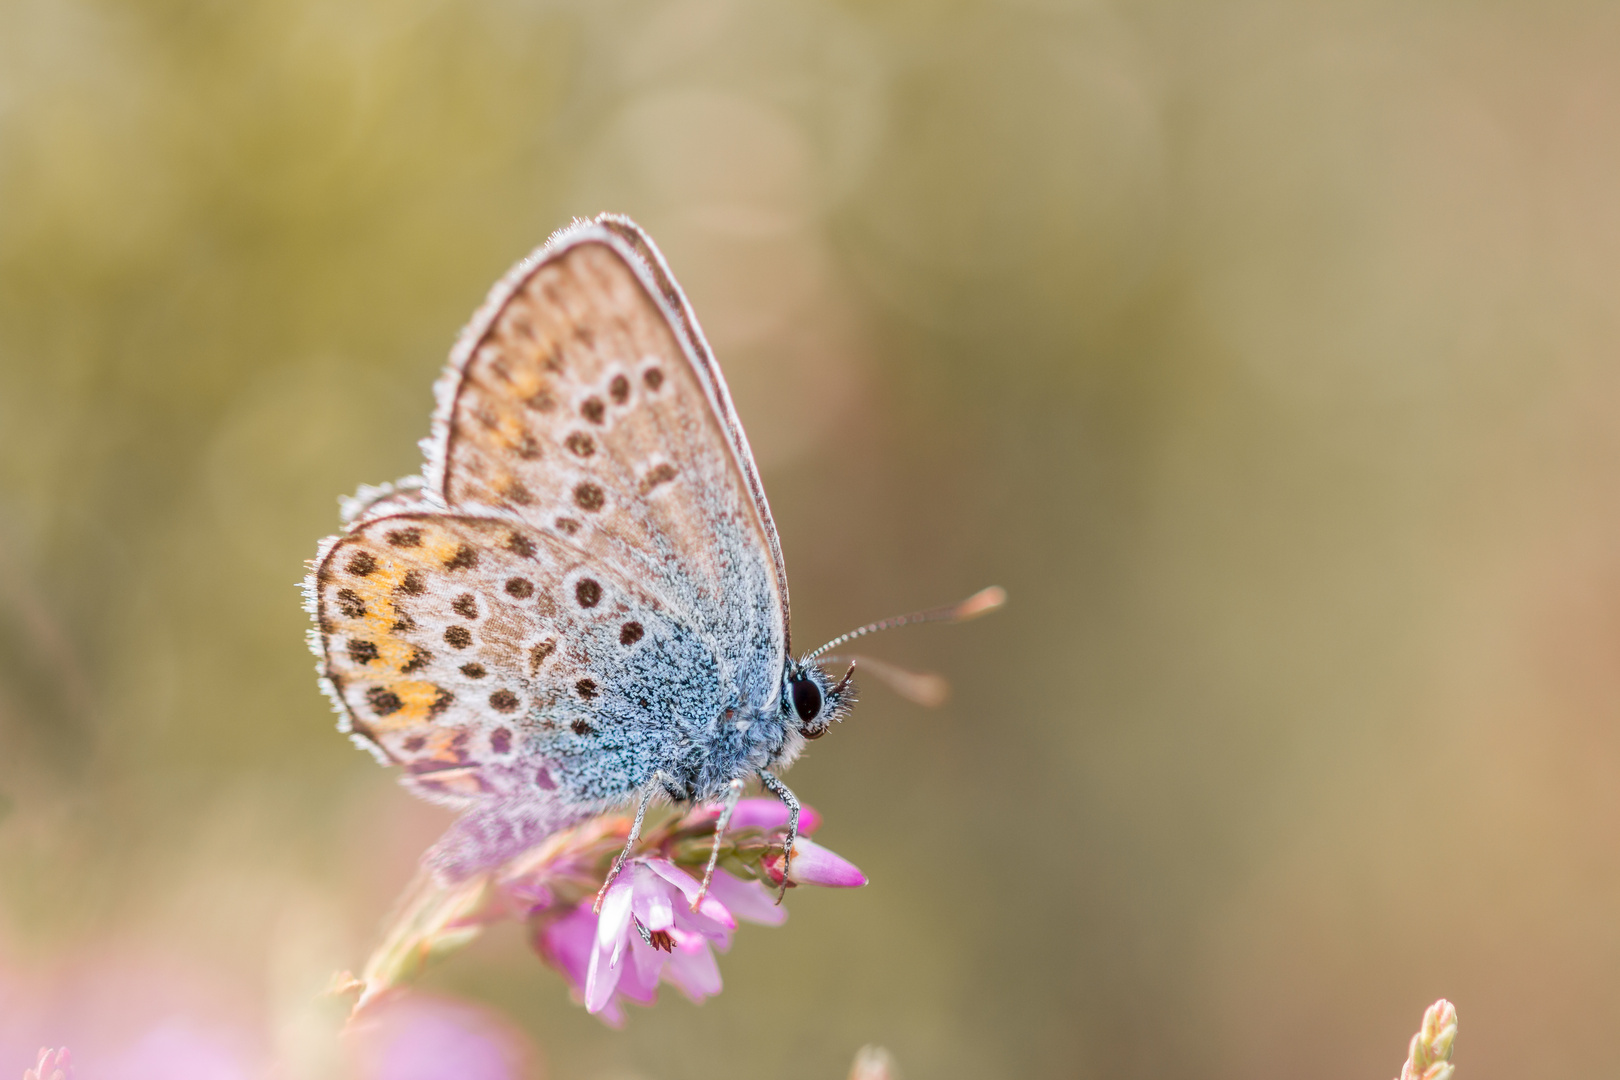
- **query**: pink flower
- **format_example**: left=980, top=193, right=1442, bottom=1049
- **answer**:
left=529, top=802, right=866, bottom=1024
left=345, top=993, right=534, bottom=1080
left=536, top=859, right=746, bottom=1025
left=724, top=799, right=824, bottom=834
left=764, top=836, right=869, bottom=888
left=354, top=796, right=865, bottom=1025
left=0, top=950, right=263, bottom=1079
left=22, top=1048, right=70, bottom=1080
left=721, top=799, right=867, bottom=887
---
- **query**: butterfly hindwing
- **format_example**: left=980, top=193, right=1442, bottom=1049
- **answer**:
left=314, top=512, right=730, bottom=814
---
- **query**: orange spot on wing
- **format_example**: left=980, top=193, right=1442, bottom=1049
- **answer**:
left=343, top=563, right=415, bottom=666
left=333, top=527, right=464, bottom=677
left=356, top=677, right=446, bottom=734
left=505, top=366, right=543, bottom=401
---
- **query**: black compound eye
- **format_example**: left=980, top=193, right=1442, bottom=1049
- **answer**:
left=790, top=677, right=823, bottom=723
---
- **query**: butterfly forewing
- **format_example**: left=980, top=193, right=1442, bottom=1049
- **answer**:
left=428, top=232, right=786, bottom=713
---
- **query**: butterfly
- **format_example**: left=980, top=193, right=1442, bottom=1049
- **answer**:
left=304, top=214, right=1002, bottom=903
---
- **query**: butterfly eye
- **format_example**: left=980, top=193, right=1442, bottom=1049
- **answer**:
left=790, top=677, right=823, bottom=723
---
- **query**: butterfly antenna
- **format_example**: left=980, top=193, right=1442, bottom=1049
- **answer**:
left=799, top=586, right=1006, bottom=666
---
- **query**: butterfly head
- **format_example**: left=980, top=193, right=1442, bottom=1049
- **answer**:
left=783, top=587, right=1007, bottom=741
left=784, top=660, right=857, bottom=741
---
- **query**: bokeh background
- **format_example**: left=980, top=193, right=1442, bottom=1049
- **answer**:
left=4, top=1, right=1620, bottom=1077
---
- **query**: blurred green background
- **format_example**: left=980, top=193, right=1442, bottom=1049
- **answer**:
left=4, top=1, right=1620, bottom=1077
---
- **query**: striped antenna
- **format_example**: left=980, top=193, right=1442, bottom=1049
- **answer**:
left=799, top=586, right=1006, bottom=666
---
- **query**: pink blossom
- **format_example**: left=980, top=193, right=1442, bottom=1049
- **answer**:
left=22, top=1048, right=70, bottom=1080
left=0, top=949, right=262, bottom=1080
left=357, top=796, right=865, bottom=1024
left=764, top=836, right=869, bottom=889
left=537, top=859, right=743, bottom=1024
left=723, top=798, right=824, bottom=835
left=345, top=993, right=534, bottom=1080
left=535, top=825, right=864, bottom=1023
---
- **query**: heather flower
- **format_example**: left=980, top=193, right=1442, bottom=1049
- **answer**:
left=0, top=954, right=262, bottom=1079
left=22, top=1048, right=69, bottom=1080
left=536, top=859, right=734, bottom=1024
left=763, top=836, right=868, bottom=888
left=346, top=796, right=864, bottom=1024
left=1396, top=999, right=1458, bottom=1080
left=345, top=992, right=534, bottom=1080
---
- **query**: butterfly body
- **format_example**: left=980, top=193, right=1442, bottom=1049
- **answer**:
left=305, top=217, right=848, bottom=879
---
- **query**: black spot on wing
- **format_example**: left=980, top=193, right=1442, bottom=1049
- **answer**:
left=573, top=483, right=604, bottom=512
left=366, top=687, right=402, bottom=716
left=639, top=463, right=677, bottom=494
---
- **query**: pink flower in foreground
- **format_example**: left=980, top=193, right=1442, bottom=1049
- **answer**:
left=345, top=993, right=534, bottom=1080
left=22, top=1048, right=70, bottom=1080
left=351, top=797, right=864, bottom=1025
left=763, top=836, right=869, bottom=888
left=537, top=860, right=738, bottom=1025
left=534, top=803, right=866, bottom=1024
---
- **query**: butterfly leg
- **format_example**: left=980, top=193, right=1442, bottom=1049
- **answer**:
left=757, top=770, right=800, bottom=904
left=692, top=778, right=745, bottom=912
left=593, top=787, right=653, bottom=913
